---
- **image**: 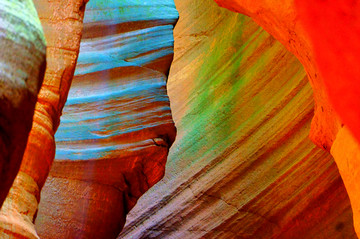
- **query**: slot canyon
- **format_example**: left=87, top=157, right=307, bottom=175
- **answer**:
left=0, top=0, right=359, bottom=238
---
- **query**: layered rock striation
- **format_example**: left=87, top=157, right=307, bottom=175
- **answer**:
left=0, top=0, right=87, bottom=238
left=0, top=0, right=358, bottom=238
left=214, top=0, right=360, bottom=236
left=213, top=0, right=341, bottom=151
left=119, top=0, right=356, bottom=238
left=0, top=0, right=46, bottom=207
left=34, top=1, right=178, bottom=238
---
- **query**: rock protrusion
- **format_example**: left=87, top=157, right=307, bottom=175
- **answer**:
left=34, top=1, right=178, bottom=238
left=0, top=0, right=88, bottom=237
left=0, top=0, right=46, bottom=207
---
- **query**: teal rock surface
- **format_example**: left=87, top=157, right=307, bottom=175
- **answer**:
left=35, top=1, right=178, bottom=238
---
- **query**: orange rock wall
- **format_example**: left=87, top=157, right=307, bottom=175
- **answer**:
left=214, top=0, right=360, bottom=236
left=0, top=0, right=46, bottom=207
left=0, top=0, right=87, bottom=238
left=296, top=0, right=360, bottom=144
left=213, top=0, right=341, bottom=151
left=1, top=0, right=359, bottom=238
left=34, top=1, right=178, bottom=238
left=119, top=0, right=356, bottom=238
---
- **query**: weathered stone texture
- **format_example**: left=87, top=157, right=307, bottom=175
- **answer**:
left=1, top=1, right=358, bottom=238
left=214, top=0, right=360, bottom=236
left=34, top=1, right=178, bottom=238
left=0, top=0, right=46, bottom=207
left=0, top=0, right=87, bottom=238
left=119, top=0, right=356, bottom=238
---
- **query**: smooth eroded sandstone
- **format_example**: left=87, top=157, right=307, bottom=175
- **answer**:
left=213, top=0, right=342, bottom=151
left=0, top=0, right=46, bottom=207
left=0, top=0, right=87, bottom=238
left=332, top=127, right=360, bottom=236
left=119, top=0, right=355, bottom=238
left=213, top=0, right=360, bottom=236
left=34, top=1, right=178, bottom=238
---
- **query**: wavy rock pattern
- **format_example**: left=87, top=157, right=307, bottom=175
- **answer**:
left=34, top=1, right=178, bottom=238
left=119, top=0, right=356, bottom=238
left=0, top=0, right=46, bottom=207
left=0, top=0, right=87, bottom=238
left=296, top=1, right=360, bottom=234
left=1, top=1, right=356, bottom=238
left=214, top=0, right=360, bottom=236
left=214, top=0, right=342, bottom=151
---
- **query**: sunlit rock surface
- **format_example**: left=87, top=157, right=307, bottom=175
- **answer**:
left=297, top=1, right=360, bottom=235
left=0, top=0, right=46, bottom=207
left=214, top=0, right=360, bottom=236
left=213, top=0, right=341, bottom=151
left=0, top=0, right=87, bottom=238
left=296, top=0, right=360, bottom=146
left=1, top=0, right=357, bottom=238
left=34, top=1, right=178, bottom=238
left=119, top=0, right=356, bottom=238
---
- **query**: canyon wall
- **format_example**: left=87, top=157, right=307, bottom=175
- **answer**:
left=0, top=0, right=87, bottom=238
left=0, top=0, right=358, bottom=238
left=34, top=1, right=178, bottom=238
left=0, top=0, right=46, bottom=207
left=119, top=0, right=356, bottom=238
left=214, top=0, right=360, bottom=236
left=0, top=1, right=178, bottom=238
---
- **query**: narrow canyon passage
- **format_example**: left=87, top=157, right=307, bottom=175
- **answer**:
left=0, top=0, right=358, bottom=238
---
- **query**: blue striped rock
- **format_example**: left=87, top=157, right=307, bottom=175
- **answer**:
left=35, top=1, right=178, bottom=238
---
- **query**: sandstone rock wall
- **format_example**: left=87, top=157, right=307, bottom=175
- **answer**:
left=0, top=0, right=46, bottom=207
left=0, top=0, right=87, bottom=238
left=214, top=0, right=360, bottom=236
left=0, top=0, right=358, bottom=238
left=34, top=1, right=178, bottom=238
left=213, top=0, right=341, bottom=151
left=119, top=0, right=356, bottom=238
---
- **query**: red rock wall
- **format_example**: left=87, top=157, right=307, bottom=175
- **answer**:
left=214, top=0, right=360, bottom=236
left=0, top=0, right=87, bottom=238
left=0, top=0, right=46, bottom=207
left=1, top=0, right=359, bottom=238
left=119, top=0, right=356, bottom=238
left=296, top=2, right=360, bottom=234
left=296, top=0, right=360, bottom=144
